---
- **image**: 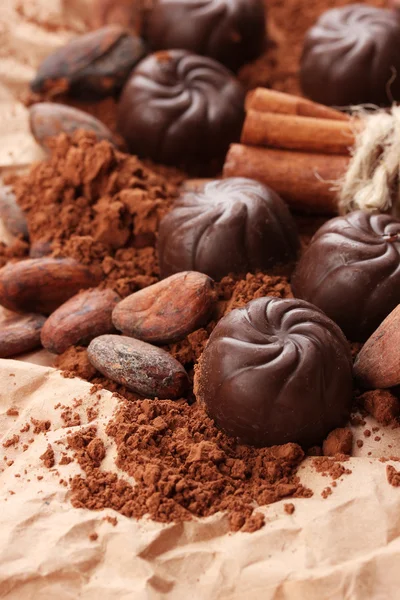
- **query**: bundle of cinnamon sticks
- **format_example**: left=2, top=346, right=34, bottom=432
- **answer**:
left=223, top=88, right=359, bottom=214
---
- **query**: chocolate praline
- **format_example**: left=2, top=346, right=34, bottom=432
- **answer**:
left=117, top=50, right=245, bottom=172
left=291, top=211, right=400, bottom=341
left=158, top=178, right=300, bottom=280
left=195, top=297, right=353, bottom=448
left=300, top=5, right=400, bottom=106
left=144, top=0, right=266, bottom=72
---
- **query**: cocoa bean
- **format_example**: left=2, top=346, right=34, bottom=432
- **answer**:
left=0, top=186, right=29, bottom=240
left=0, top=258, right=102, bottom=315
left=29, top=103, right=118, bottom=150
left=112, top=271, right=217, bottom=344
left=87, top=334, right=189, bottom=398
left=41, top=288, right=120, bottom=354
left=0, top=311, right=46, bottom=358
left=30, top=25, right=146, bottom=99
left=354, top=305, right=400, bottom=389
left=29, top=240, right=53, bottom=258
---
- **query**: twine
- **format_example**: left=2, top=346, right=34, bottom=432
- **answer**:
left=339, top=106, right=400, bottom=216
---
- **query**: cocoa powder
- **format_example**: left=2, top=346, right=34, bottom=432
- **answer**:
left=8, top=130, right=182, bottom=298
left=68, top=401, right=311, bottom=532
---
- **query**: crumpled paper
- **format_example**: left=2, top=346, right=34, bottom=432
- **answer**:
left=1, top=1, right=400, bottom=598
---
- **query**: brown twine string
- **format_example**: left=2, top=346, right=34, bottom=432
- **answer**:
left=339, top=106, right=400, bottom=216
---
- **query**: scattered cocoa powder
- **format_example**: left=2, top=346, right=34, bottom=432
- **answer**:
left=6, top=408, right=19, bottom=417
left=321, top=487, right=333, bottom=499
left=387, top=465, right=400, bottom=487
left=313, top=457, right=352, bottom=481
left=30, top=418, right=51, bottom=434
left=322, top=428, right=353, bottom=457
left=89, top=532, right=98, bottom=541
left=68, top=401, right=311, bottom=533
left=60, top=409, right=81, bottom=428
left=2, top=435, right=19, bottom=448
left=358, top=390, right=400, bottom=427
left=284, top=503, right=295, bottom=515
left=39, top=444, right=55, bottom=468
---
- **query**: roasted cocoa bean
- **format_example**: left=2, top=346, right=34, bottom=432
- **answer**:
left=0, top=186, right=29, bottom=240
left=112, top=271, right=217, bottom=344
left=87, top=334, right=189, bottom=398
left=30, top=25, right=146, bottom=99
left=29, top=240, right=53, bottom=258
left=41, top=288, right=120, bottom=354
left=29, top=103, right=118, bottom=150
left=0, top=258, right=102, bottom=315
left=0, top=311, right=46, bottom=358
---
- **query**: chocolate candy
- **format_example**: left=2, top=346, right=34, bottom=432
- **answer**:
left=117, top=50, right=245, bottom=171
left=144, top=0, right=266, bottom=72
left=195, top=297, right=353, bottom=448
left=158, top=177, right=299, bottom=280
left=291, top=211, right=400, bottom=341
left=300, top=5, right=400, bottom=106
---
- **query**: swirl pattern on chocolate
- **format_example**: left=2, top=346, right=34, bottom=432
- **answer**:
left=144, top=0, right=266, bottom=71
left=117, top=50, right=245, bottom=171
left=195, top=297, right=353, bottom=448
left=300, top=4, right=400, bottom=106
left=158, top=177, right=299, bottom=280
left=292, top=211, right=400, bottom=341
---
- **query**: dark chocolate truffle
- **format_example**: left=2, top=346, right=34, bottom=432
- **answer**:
left=300, top=5, right=400, bottom=106
left=291, top=211, right=400, bottom=341
left=158, top=177, right=299, bottom=280
left=145, top=0, right=266, bottom=72
left=195, top=297, right=353, bottom=448
left=117, top=50, right=245, bottom=171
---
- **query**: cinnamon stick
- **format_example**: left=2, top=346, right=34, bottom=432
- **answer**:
left=241, top=111, right=357, bottom=155
left=246, top=88, right=350, bottom=122
left=223, top=144, right=349, bottom=214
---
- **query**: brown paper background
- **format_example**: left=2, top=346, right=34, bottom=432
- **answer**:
left=1, top=1, right=400, bottom=598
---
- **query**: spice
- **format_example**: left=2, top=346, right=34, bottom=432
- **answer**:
left=68, top=401, right=311, bottom=533
left=39, top=444, right=55, bottom=468
left=10, top=131, right=182, bottom=298
left=358, top=390, right=400, bottom=426
left=322, top=428, right=353, bottom=457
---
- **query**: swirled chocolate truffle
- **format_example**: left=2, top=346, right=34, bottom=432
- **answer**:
left=117, top=50, right=245, bottom=172
left=158, top=178, right=299, bottom=280
left=300, top=5, right=400, bottom=106
left=145, top=0, right=266, bottom=72
left=291, top=211, right=400, bottom=341
left=195, top=297, right=353, bottom=448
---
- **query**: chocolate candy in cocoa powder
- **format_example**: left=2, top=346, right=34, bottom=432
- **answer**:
left=300, top=5, right=400, bottom=106
left=31, top=25, right=146, bottom=99
left=291, top=211, right=400, bottom=341
left=158, top=178, right=299, bottom=280
left=117, top=50, right=245, bottom=172
left=194, top=297, right=353, bottom=448
left=144, top=0, right=266, bottom=72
